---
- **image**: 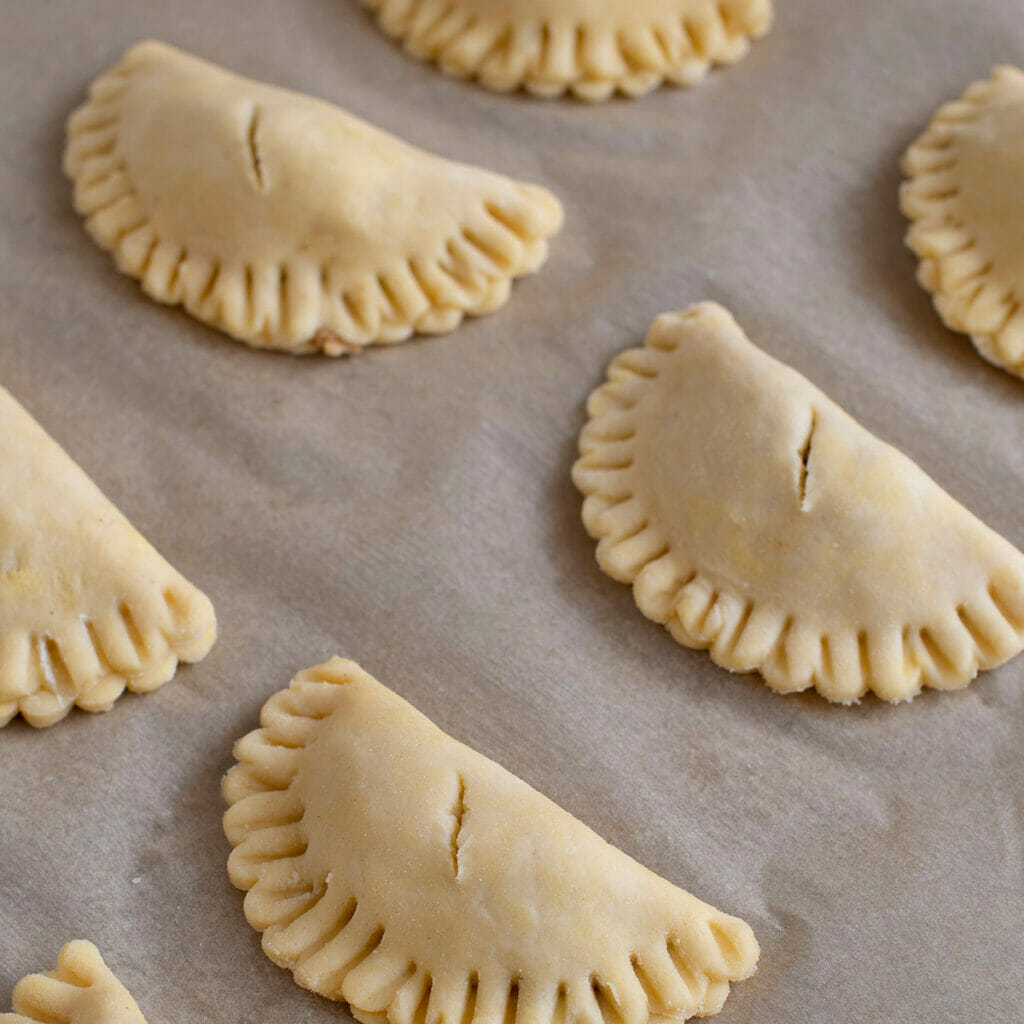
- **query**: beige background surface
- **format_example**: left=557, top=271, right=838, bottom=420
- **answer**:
left=2, top=1, right=1023, bottom=1021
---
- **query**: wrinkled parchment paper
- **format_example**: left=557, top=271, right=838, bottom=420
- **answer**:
left=2, top=1, right=1023, bottom=1020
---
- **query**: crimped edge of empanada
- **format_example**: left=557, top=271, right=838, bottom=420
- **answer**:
left=223, top=657, right=759, bottom=1022
left=360, top=0, right=773, bottom=101
left=0, top=580, right=215, bottom=729
left=571, top=302, right=1024, bottom=703
left=900, top=66, right=1024, bottom=377
left=0, top=940, right=146, bottom=1024
left=63, top=41, right=564, bottom=354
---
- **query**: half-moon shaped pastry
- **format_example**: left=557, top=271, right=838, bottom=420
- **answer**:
left=901, top=66, right=1024, bottom=378
left=361, top=0, right=773, bottom=101
left=572, top=302, right=1024, bottom=703
left=223, top=658, right=759, bottom=1022
left=0, top=386, right=216, bottom=728
left=0, top=940, right=147, bottom=1024
left=64, top=41, right=563, bottom=354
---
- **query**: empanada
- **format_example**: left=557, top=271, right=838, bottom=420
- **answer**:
left=361, top=0, right=773, bottom=100
left=64, top=41, right=563, bottom=355
left=901, top=66, right=1024, bottom=378
left=223, top=658, right=759, bottom=1022
left=0, top=386, right=216, bottom=728
left=0, top=940, right=147, bottom=1024
left=572, top=302, right=1024, bottom=703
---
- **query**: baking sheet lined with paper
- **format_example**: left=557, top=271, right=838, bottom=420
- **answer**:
left=1, top=1, right=1022, bottom=1021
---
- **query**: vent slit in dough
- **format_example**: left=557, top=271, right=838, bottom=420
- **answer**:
left=245, top=104, right=267, bottom=192
left=64, top=41, right=563, bottom=355
left=572, top=301, right=1024, bottom=703
left=901, top=66, right=1024, bottom=378
left=0, top=386, right=216, bottom=728
left=0, top=940, right=148, bottom=1024
left=795, top=406, right=815, bottom=510
left=361, top=0, right=772, bottom=100
left=223, top=658, right=758, bottom=1022
left=448, top=773, right=468, bottom=878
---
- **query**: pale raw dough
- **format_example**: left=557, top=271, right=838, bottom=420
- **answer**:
left=223, top=658, right=759, bottom=1023
left=0, top=386, right=216, bottom=728
left=571, top=302, right=1024, bottom=703
left=0, top=940, right=147, bottom=1024
left=361, top=0, right=773, bottom=100
left=901, top=66, right=1024, bottom=378
left=63, top=41, right=564, bottom=355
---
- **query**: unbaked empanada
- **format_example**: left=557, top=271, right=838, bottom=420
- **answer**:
left=64, top=41, right=563, bottom=355
left=223, top=658, right=759, bottom=1022
left=901, top=66, right=1024, bottom=378
left=361, top=0, right=773, bottom=101
left=572, top=302, right=1024, bottom=703
left=0, top=386, right=216, bottom=728
left=0, top=940, right=147, bottom=1024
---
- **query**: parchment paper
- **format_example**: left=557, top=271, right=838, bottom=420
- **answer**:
left=2, top=1, right=1023, bottom=1021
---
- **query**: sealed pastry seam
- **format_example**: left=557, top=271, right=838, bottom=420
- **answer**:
left=0, top=386, right=216, bottom=728
left=223, top=658, right=759, bottom=1023
left=571, top=302, right=1024, bottom=703
left=900, top=66, right=1024, bottom=377
left=0, top=940, right=148, bottom=1024
left=360, top=0, right=773, bottom=101
left=64, top=41, right=564, bottom=354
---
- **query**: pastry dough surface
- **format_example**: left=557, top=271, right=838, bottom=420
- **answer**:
left=64, top=41, right=563, bottom=354
left=0, top=940, right=147, bottom=1024
left=361, top=0, right=773, bottom=100
left=224, top=658, right=759, bottom=1022
left=901, top=66, right=1024, bottom=377
left=572, top=302, right=1024, bottom=702
left=0, top=386, right=216, bottom=728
